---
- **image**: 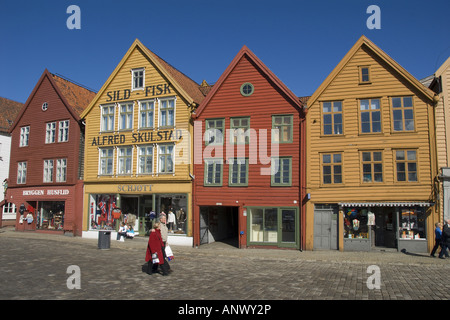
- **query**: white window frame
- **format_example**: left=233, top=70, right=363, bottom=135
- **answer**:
left=137, top=145, right=154, bottom=175
left=158, top=97, right=176, bottom=129
left=99, top=147, right=115, bottom=176
left=56, top=158, right=67, bottom=182
left=17, top=161, right=27, bottom=184
left=43, top=159, right=54, bottom=183
left=58, top=120, right=70, bottom=142
left=117, top=146, right=133, bottom=175
left=19, top=126, right=30, bottom=147
left=45, top=122, right=56, bottom=144
left=2, top=202, right=16, bottom=220
left=157, top=143, right=175, bottom=174
left=139, top=100, right=155, bottom=129
left=101, top=104, right=115, bottom=132
left=132, top=68, right=145, bottom=91
left=118, top=102, right=134, bottom=131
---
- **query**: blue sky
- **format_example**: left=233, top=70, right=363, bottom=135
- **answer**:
left=1, top=0, right=449, bottom=104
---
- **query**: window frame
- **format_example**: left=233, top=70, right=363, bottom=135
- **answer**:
left=17, top=161, right=27, bottom=184
left=158, top=97, right=176, bottom=129
left=204, top=158, right=223, bottom=186
left=101, top=104, right=115, bottom=132
left=359, top=98, right=381, bottom=134
left=321, top=152, right=343, bottom=185
left=205, top=118, right=225, bottom=146
left=395, top=149, right=418, bottom=182
left=158, top=143, right=174, bottom=174
left=118, top=101, right=134, bottom=131
left=19, top=126, right=30, bottom=147
left=228, top=158, right=249, bottom=186
left=361, top=151, right=383, bottom=183
left=359, top=66, right=371, bottom=84
left=271, top=156, right=292, bottom=187
left=43, top=159, right=54, bottom=183
left=272, top=114, right=293, bottom=144
left=322, top=101, right=343, bottom=136
left=99, top=147, right=114, bottom=176
left=137, top=145, right=153, bottom=175
left=117, top=146, right=133, bottom=176
left=131, top=68, right=145, bottom=91
left=45, top=122, right=56, bottom=144
left=391, top=96, right=415, bottom=132
left=139, top=100, right=155, bottom=130
left=230, top=116, right=251, bottom=145
left=56, top=158, right=67, bottom=182
left=58, top=120, right=70, bottom=142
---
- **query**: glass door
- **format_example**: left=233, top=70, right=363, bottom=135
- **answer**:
left=279, top=208, right=298, bottom=248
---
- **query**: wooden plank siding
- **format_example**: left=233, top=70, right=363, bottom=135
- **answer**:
left=305, top=36, right=438, bottom=251
left=193, top=47, right=305, bottom=249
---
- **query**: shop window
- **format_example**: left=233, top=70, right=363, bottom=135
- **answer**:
left=322, top=153, right=342, bottom=184
left=230, top=117, right=250, bottom=144
left=138, top=145, right=153, bottom=174
left=19, top=126, right=29, bottom=147
left=117, top=146, right=133, bottom=175
left=271, top=157, right=291, bottom=186
left=204, top=158, right=223, bottom=186
left=132, top=68, right=144, bottom=90
left=158, top=144, right=174, bottom=174
left=17, top=161, right=27, bottom=184
left=322, top=101, right=343, bottom=135
left=89, top=194, right=119, bottom=230
left=37, top=201, right=65, bottom=231
left=56, top=159, right=67, bottom=182
left=249, top=207, right=278, bottom=243
left=159, top=98, right=175, bottom=128
left=205, top=118, right=224, bottom=145
left=45, top=122, right=56, bottom=144
left=361, top=151, right=383, bottom=183
left=399, top=207, right=426, bottom=239
left=392, top=96, right=414, bottom=131
left=43, top=160, right=54, bottom=183
left=99, top=147, right=114, bottom=175
left=229, top=158, right=248, bottom=186
left=139, top=100, right=154, bottom=129
left=101, top=105, right=115, bottom=132
left=360, top=99, right=381, bottom=133
left=395, top=150, right=417, bottom=182
left=343, top=208, right=370, bottom=239
left=58, top=120, right=70, bottom=142
left=272, top=115, right=293, bottom=143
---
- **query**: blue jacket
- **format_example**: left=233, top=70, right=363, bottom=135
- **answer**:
left=435, top=227, right=442, bottom=240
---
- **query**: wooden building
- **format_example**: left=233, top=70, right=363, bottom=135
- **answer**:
left=192, top=46, right=306, bottom=249
left=5, top=70, right=96, bottom=236
left=305, top=36, right=438, bottom=253
left=80, top=39, right=206, bottom=245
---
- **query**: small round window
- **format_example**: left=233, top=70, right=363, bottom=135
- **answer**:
left=42, top=102, right=48, bottom=111
left=240, top=83, right=254, bottom=96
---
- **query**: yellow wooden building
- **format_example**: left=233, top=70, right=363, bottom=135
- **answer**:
left=80, top=39, right=206, bottom=245
left=305, top=36, right=438, bottom=253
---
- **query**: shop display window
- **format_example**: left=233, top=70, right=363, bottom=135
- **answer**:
left=250, top=208, right=278, bottom=243
left=89, top=194, right=118, bottom=230
left=343, top=207, right=369, bottom=239
left=399, top=207, right=426, bottom=239
left=37, top=201, right=65, bottom=230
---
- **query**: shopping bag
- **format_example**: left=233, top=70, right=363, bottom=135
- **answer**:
left=165, top=245, right=174, bottom=261
left=151, top=253, right=159, bottom=264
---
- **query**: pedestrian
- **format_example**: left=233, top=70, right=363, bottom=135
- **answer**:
left=438, top=219, right=450, bottom=259
left=145, top=222, right=170, bottom=276
left=430, top=222, right=442, bottom=257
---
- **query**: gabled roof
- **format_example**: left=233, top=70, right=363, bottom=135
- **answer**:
left=307, top=35, right=436, bottom=107
left=193, top=45, right=303, bottom=118
left=9, top=69, right=96, bottom=133
left=81, top=39, right=206, bottom=119
left=0, top=97, right=23, bottom=133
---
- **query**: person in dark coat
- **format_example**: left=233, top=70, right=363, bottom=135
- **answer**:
left=438, top=219, right=450, bottom=259
left=145, top=222, right=170, bottom=275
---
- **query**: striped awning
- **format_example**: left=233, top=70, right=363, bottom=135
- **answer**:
left=339, top=202, right=433, bottom=207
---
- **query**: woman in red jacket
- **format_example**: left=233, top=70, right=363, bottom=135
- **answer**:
left=145, top=222, right=170, bottom=275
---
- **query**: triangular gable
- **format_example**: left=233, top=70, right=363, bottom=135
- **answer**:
left=81, top=39, right=203, bottom=119
left=307, top=35, right=436, bottom=108
left=9, top=69, right=94, bottom=133
left=194, top=45, right=303, bottom=118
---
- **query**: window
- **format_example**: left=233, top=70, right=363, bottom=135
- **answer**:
left=322, top=153, right=342, bottom=184
left=20, top=126, right=29, bottom=147
left=2, top=202, right=16, bottom=220
left=399, top=207, right=426, bottom=239
left=139, top=100, right=154, bottom=129
left=240, top=82, right=254, bottom=96
left=159, top=98, right=175, bottom=128
left=272, top=115, right=293, bottom=143
left=205, top=118, right=224, bottom=145
left=361, top=151, right=383, bottom=183
left=56, top=159, right=67, bottom=182
left=58, top=120, right=69, bottom=142
left=230, top=117, right=250, bottom=144
left=119, top=102, right=134, bottom=130
left=117, top=146, right=133, bottom=175
left=359, top=66, right=370, bottom=83
left=396, top=150, right=417, bottom=182
left=229, top=158, right=248, bottom=186
left=138, top=145, right=153, bottom=175
left=17, top=162, right=27, bottom=184
left=99, top=148, right=114, bottom=175
left=101, top=105, right=115, bottom=132
left=132, top=68, right=144, bottom=90
left=43, top=160, right=54, bottom=183
left=322, top=101, right=343, bottom=135
left=392, top=96, right=414, bottom=131
left=204, top=158, right=223, bottom=186
left=45, top=122, right=56, bottom=144
left=158, top=144, right=174, bottom=173
left=271, top=157, right=292, bottom=186
left=360, top=99, right=381, bottom=133
left=249, top=207, right=278, bottom=243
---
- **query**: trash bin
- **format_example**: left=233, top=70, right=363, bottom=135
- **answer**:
left=98, top=230, right=111, bottom=249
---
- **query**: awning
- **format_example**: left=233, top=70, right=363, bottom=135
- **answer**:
left=339, top=202, right=433, bottom=207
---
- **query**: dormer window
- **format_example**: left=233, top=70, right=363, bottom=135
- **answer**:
left=359, top=66, right=371, bottom=83
left=132, top=68, right=144, bottom=90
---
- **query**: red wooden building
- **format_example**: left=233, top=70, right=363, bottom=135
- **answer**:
left=192, top=46, right=306, bottom=249
left=6, top=69, right=96, bottom=236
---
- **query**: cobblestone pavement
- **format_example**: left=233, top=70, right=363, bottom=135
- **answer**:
left=1, top=227, right=449, bottom=304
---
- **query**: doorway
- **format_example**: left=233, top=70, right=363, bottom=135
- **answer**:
left=313, top=204, right=338, bottom=250
left=373, top=208, right=397, bottom=249
left=199, top=206, right=239, bottom=247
